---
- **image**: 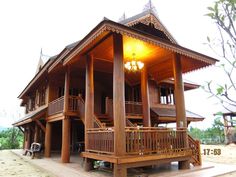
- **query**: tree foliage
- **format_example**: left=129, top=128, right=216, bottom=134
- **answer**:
left=204, top=0, right=236, bottom=112
left=0, top=128, right=23, bottom=150
left=189, top=118, right=225, bottom=144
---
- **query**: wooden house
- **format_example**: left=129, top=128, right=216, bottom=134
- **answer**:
left=13, top=9, right=218, bottom=176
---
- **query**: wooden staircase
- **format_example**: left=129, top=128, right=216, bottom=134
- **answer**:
left=95, top=114, right=113, bottom=127
left=188, top=135, right=202, bottom=166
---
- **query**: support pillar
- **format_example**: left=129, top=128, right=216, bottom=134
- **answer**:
left=61, top=66, right=71, bottom=163
left=25, top=125, right=31, bottom=150
left=44, top=122, right=52, bottom=157
left=141, top=66, right=151, bottom=127
left=113, top=33, right=127, bottom=177
left=173, top=53, right=187, bottom=128
left=61, top=118, right=71, bottom=163
left=34, top=123, right=39, bottom=143
left=114, top=164, right=127, bottom=177
left=173, top=53, right=190, bottom=169
left=84, top=54, right=94, bottom=171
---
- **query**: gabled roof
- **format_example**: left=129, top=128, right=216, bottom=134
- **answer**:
left=119, top=9, right=177, bottom=44
left=63, top=19, right=218, bottom=66
left=18, top=55, right=57, bottom=98
left=151, top=105, right=204, bottom=122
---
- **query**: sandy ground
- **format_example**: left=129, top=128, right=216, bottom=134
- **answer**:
left=0, top=150, right=55, bottom=177
left=0, top=144, right=235, bottom=177
left=201, top=144, right=236, bottom=177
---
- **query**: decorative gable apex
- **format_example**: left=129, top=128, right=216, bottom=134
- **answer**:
left=120, top=10, right=177, bottom=44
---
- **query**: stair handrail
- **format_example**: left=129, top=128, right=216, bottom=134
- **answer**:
left=126, top=119, right=135, bottom=127
left=77, top=94, right=104, bottom=128
left=188, top=135, right=202, bottom=166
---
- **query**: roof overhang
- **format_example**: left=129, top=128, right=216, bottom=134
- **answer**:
left=12, top=105, right=47, bottom=127
left=62, top=19, right=218, bottom=82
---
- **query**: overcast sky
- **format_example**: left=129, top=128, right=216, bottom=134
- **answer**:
left=0, top=0, right=223, bottom=128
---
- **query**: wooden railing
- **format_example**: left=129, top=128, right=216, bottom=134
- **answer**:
left=126, top=119, right=135, bottom=127
left=188, top=135, right=202, bottom=166
left=68, top=96, right=79, bottom=112
left=125, top=101, right=143, bottom=115
left=48, top=96, right=64, bottom=116
left=106, top=97, right=143, bottom=116
left=86, top=127, right=188, bottom=155
left=87, top=128, right=114, bottom=154
left=126, top=127, right=187, bottom=155
left=77, top=95, right=85, bottom=123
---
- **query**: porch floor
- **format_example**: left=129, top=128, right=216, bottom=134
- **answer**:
left=12, top=150, right=236, bottom=177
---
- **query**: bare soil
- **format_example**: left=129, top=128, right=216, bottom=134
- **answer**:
left=201, top=144, right=236, bottom=177
left=0, top=150, right=54, bottom=177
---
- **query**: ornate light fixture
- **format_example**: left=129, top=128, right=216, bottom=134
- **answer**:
left=124, top=53, right=144, bottom=72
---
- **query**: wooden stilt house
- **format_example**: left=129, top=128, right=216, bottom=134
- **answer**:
left=13, top=9, right=217, bottom=176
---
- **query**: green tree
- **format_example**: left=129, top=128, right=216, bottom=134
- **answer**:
left=0, top=128, right=23, bottom=150
left=205, top=0, right=236, bottom=112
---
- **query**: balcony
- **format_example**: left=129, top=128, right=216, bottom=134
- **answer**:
left=48, top=96, right=80, bottom=116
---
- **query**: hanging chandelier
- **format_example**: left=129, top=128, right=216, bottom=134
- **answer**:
left=124, top=53, right=144, bottom=72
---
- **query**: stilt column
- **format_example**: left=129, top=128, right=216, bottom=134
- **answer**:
left=173, top=53, right=187, bottom=128
left=44, top=122, right=52, bottom=157
left=173, top=53, right=190, bottom=169
left=61, top=118, right=71, bottom=163
left=61, top=66, right=71, bottom=163
left=113, top=33, right=127, bottom=176
left=84, top=54, right=94, bottom=171
left=34, top=123, right=39, bottom=142
left=141, top=66, right=151, bottom=127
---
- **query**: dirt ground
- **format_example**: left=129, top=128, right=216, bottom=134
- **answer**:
left=201, top=144, right=236, bottom=177
left=0, top=145, right=235, bottom=177
left=0, top=150, right=55, bottom=177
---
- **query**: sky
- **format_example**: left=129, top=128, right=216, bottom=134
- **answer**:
left=0, top=0, right=224, bottom=128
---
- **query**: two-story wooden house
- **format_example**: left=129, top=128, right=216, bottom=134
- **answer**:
left=13, top=9, right=217, bottom=176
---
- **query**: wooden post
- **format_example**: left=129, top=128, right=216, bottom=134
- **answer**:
left=84, top=54, right=94, bottom=171
left=141, top=66, right=151, bottom=127
left=61, top=118, right=71, bottom=163
left=61, top=66, right=71, bottom=163
left=113, top=33, right=127, bottom=176
left=63, top=66, right=70, bottom=113
left=23, top=128, right=26, bottom=149
left=44, top=122, right=52, bottom=157
left=173, top=53, right=187, bottom=128
left=25, top=125, right=31, bottom=150
left=173, top=53, right=190, bottom=169
left=34, top=123, right=39, bottom=143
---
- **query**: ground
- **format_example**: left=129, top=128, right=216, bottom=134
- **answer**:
left=0, top=150, right=54, bottom=177
left=0, top=144, right=235, bottom=177
left=201, top=144, right=236, bottom=177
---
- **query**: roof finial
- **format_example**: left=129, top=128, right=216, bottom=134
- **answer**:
left=39, top=48, right=43, bottom=60
left=118, top=12, right=126, bottom=22
left=143, top=0, right=157, bottom=15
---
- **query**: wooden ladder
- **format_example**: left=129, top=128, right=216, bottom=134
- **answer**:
left=188, top=135, right=202, bottom=166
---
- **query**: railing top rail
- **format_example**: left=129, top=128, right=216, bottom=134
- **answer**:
left=125, top=101, right=142, bottom=105
left=49, top=96, right=64, bottom=105
left=87, top=127, right=114, bottom=131
left=86, top=127, right=187, bottom=132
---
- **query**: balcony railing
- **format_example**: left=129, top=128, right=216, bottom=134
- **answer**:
left=48, top=96, right=65, bottom=116
left=86, top=127, right=188, bottom=155
left=87, top=128, right=114, bottom=154
left=105, top=97, right=143, bottom=116
left=126, top=127, right=187, bottom=155
left=48, top=96, right=80, bottom=116
left=125, top=101, right=143, bottom=115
